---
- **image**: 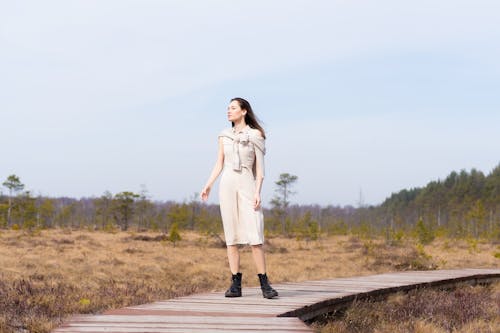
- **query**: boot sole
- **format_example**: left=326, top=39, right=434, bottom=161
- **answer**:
left=262, top=292, right=278, bottom=299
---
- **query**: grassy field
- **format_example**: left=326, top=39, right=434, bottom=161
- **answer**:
left=0, top=229, right=499, bottom=332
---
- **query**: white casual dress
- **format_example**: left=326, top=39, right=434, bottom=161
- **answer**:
left=218, top=125, right=266, bottom=245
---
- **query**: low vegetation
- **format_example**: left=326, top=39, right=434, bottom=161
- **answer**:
left=0, top=229, right=499, bottom=332
left=314, top=282, right=500, bottom=333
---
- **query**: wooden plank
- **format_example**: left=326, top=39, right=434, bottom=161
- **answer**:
left=66, top=315, right=305, bottom=324
left=54, top=326, right=312, bottom=333
left=104, top=309, right=278, bottom=317
left=165, top=299, right=317, bottom=307
left=129, top=303, right=297, bottom=311
left=61, top=323, right=308, bottom=330
left=62, top=322, right=307, bottom=329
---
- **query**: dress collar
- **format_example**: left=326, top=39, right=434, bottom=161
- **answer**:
left=232, top=124, right=249, bottom=134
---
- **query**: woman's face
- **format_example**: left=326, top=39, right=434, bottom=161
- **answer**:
left=227, top=100, right=246, bottom=122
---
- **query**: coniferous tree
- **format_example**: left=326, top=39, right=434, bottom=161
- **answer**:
left=113, top=191, right=139, bottom=231
left=169, top=222, right=182, bottom=247
left=2, top=175, right=25, bottom=226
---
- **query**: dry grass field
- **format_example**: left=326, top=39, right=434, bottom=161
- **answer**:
left=0, top=228, right=499, bottom=333
left=314, top=282, right=500, bottom=333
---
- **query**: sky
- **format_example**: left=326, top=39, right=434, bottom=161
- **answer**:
left=1, top=0, right=500, bottom=207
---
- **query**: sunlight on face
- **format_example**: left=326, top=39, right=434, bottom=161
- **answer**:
left=227, top=100, right=246, bottom=122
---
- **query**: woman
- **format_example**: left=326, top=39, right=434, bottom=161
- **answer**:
left=200, top=97, right=278, bottom=299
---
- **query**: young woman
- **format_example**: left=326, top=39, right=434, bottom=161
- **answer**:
left=200, top=97, right=278, bottom=299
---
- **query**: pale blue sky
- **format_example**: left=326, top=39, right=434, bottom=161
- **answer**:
left=1, top=1, right=499, bottom=206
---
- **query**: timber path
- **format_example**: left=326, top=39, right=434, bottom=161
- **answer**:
left=53, top=268, right=500, bottom=333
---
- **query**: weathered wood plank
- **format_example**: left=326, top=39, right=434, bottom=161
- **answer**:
left=66, top=315, right=305, bottom=324
left=56, top=326, right=312, bottom=333
left=62, top=322, right=307, bottom=329
left=128, top=304, right=297, bottom=312
left=104, top=309, right=278, bottom=317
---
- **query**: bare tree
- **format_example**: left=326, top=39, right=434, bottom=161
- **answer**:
left=270, top=173, right=298, bottom=235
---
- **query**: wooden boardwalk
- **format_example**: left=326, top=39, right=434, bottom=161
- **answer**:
left=53, top=268, right=500, bottom=333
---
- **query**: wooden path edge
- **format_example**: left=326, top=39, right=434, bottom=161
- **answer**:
left=279, top=270, right=500, bottom=321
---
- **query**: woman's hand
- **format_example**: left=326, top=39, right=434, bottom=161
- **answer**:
left=254, top=192, right=261, bottom=210
left=200, top=186, right=211, bottom=201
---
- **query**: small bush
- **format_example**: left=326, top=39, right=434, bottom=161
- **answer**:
left=384, top=228, right=404, bottom=247
left=130, top=234, right=168, bottom=242
left=169, top=223, right=181, bottom=247
left=52, top=238, right=75, bottom=245
left=415, top=218, right=435, bottom=245
left=467, top=237, right=479, bottom=253
left=103, top=222, right=118, bottom=233
left=264, top=239, right=288, bottom=254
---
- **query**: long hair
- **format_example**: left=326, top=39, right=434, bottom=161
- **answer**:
left=230, top=97, right=266, bottom=139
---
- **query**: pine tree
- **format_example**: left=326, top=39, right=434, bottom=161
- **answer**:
left=2, top=175, right=25, bottom=226
left=169, top=222, right=182, bottom=247
left=113, top=191, right=140, bottom=231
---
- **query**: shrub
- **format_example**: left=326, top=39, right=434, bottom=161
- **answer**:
left=415, top=218, right=435, bottom=245
left=384, top=228, right=404, bottom=246
left=169, top=223, right=181, bottom=247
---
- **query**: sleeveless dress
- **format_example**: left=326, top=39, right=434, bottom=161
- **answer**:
left=218, top=125, right=266, bottom=245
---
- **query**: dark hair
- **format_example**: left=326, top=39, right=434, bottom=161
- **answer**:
left=230, top=97, right=266, bottom=139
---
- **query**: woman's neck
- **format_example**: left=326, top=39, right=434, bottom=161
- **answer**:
left=233, top=120, right=247, bottom=132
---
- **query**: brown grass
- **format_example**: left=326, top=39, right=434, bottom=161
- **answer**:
left=0, top=229, right=499, bottom=332
left=313, top=282, right=500, bottom=333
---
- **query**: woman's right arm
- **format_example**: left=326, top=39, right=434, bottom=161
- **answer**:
left=200, top=137, right=225, bottom=201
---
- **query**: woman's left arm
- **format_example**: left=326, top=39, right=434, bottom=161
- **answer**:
left=254, top=139, right=265, bottom=210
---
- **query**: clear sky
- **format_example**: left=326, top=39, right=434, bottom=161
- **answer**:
left=1, top=1, right=499, bottom=207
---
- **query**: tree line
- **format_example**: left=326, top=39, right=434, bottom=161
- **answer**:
left=377, top=164, right=500, bottom=239
left=0, top=176, right=215, bottom=233
left=1, top=164, right=499, bottom=242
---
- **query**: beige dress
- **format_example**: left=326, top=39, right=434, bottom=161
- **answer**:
left=218, top=125, right=266, bottom=245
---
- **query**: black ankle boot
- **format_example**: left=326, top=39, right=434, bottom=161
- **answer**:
left=258, top=273, right=278, bottom=299
left=225, top=272, right=242, bottom=297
